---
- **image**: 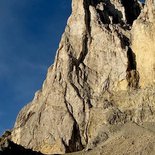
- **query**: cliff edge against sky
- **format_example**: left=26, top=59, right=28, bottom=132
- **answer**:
left=2, top=0, right=155, bottom=154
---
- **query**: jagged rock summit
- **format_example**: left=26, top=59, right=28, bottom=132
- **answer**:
left=10, top=0, right=155, bottom=154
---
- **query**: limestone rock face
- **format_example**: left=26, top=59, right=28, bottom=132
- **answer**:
left=132, top=0, right=155, bottom=87
left=11, top=0, right=155, bottom=154
left=64, top=122, right=155, bottom=155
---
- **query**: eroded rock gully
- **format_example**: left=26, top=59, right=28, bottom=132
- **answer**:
left=6, top=0, right=155, bottom=154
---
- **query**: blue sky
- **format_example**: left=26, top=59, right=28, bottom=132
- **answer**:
left=0, top=0, right=71, bottom=135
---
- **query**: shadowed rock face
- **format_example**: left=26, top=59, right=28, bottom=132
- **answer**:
left=10, top=0, right=155, bottom=154
left=0, top=131, right=43, bottom=155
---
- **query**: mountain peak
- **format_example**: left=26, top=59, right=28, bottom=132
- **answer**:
left=6, top=0, right=155, bottom=154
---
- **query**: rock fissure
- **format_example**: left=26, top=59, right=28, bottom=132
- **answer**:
left=9, top=0, right=155, bottom=155
left=84, top=0, right=91, bottom=37
left=63, top=85, right=84, bottom=152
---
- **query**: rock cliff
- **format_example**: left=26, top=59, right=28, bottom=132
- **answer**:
left=10, top=0, right=155, bottom=154
left=132, top=0, right=155, bottom=87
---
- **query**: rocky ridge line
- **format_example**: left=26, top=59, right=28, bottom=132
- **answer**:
left=8, top=0, right=155, bottom=154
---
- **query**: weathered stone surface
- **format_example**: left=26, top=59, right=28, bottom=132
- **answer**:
left=132, top=0, right=155, bottom=87
left=64, top=122, right=155, bottom=155
left=11, top=0, right=155, bottom=155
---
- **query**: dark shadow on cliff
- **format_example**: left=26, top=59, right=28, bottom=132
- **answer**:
left=88, top=0, right=141, bottom=25
left=126, top=47, right=139, bottom=89
left=89, top=0, right=124, bottom=24
left=121, top=0, right=141, bottom=25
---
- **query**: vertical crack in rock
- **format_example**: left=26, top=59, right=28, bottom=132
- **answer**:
left=62, top=122, right=84, bottom=153
left=73, top=0, right=92, bottom=146
left=63, top=86, right=84, bottom=153
left=119, top=33, right=139, bottom=89
left=127, top=48, right=137, bottom=72
left=77, top=35, right=89, bottom=65
left=126, top=47, right=139, bottom=89
left=63, top=33, right=92, bottom=149
left=84, top=0, right=91, bottom=37
left=114, top=29, right=139, bottom=89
